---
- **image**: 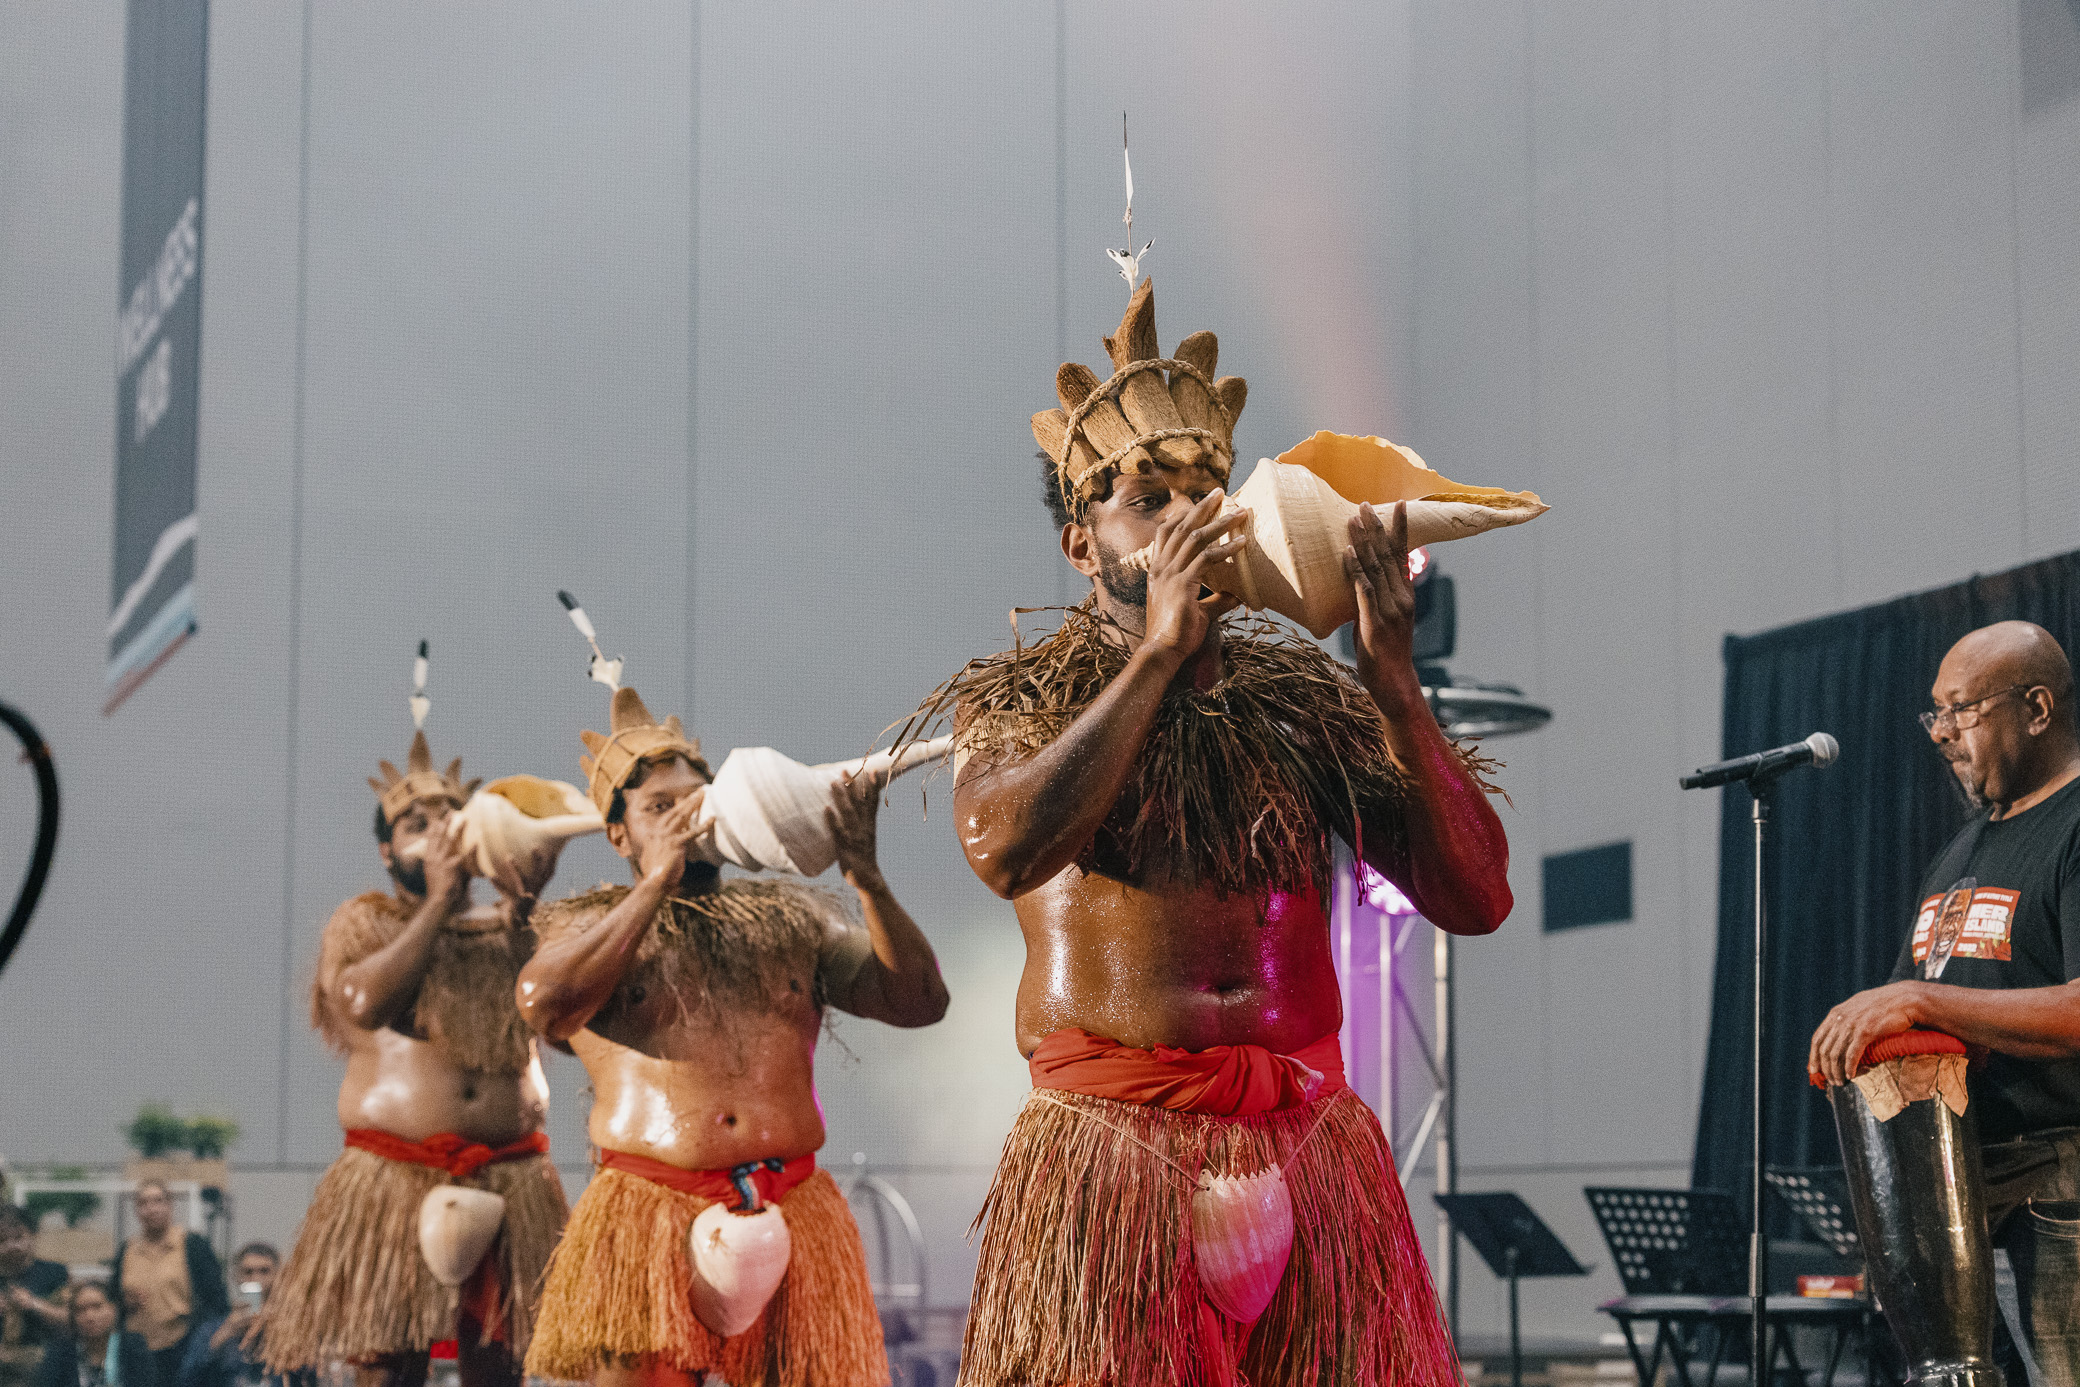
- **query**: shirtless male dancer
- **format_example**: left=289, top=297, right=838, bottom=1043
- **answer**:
left=922, top=280, right=1513, bottom=1387
left=266, top=730, right=568, bottom=1387
left=519, top=686, right=948, bottom=1387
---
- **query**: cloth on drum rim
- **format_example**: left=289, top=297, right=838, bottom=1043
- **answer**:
left=963, top=1029, right=1457, bottom=1387
left=263, top=1136, right=568, bottom=1372
left=523, top=1155, right=886, bottom=1387
left=1808, top=1029, right=1974, bottom=1089
left=1029, top=1027, right=1347, bottom=1116
left=1858, top=1029, right=1970, bottom=1074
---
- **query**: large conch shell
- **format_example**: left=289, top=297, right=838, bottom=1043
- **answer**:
left=688, top=1202, right=792, bottom=1338
left=453, top=776, right=605, bottom=880
left=1127, top=431, right=1547, bottom=638
left=1191, top=1165, right=1296, bottom=1325
left=697, top=737, right=953, bottom=877
left=417, top=1185, right=506, bottom=1287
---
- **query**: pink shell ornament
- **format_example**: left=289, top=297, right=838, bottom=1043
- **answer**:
left=688, top=1202, right=792, bottom=1338
left=1190, top=1165, right=1296, bottom=1325
left=416, top=1186, right=506, bottom=1287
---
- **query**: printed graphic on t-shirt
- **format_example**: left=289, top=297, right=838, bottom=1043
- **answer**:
left=1910, top=887, right=2022, bottom=963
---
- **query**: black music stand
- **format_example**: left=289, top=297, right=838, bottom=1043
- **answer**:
left=1764, top=1167, right=1861, bottom=1260
left=1436, top=1192, right=1590, bottom=1387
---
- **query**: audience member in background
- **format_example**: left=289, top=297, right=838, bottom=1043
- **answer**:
left=175, top=1245, right=302, bottom=1387
left=32, top=1282, right=155, bottom=1387
left=108, top=1186, right=225, bottom=1387
left=1, top=1204, right=70, bottom=1387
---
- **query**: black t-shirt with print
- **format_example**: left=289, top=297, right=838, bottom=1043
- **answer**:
left=1889, top=775, right=2080, bottom=1142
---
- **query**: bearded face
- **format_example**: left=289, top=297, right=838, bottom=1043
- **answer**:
left=380, top=798, right=454, bottom=897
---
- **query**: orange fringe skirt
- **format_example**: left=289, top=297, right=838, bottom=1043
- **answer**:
left=961, top=1086, right=1458, bottom=1387
left=524, top=1164, right=887, bottom=1387
left=263, top=1145, right=568, bottom=1371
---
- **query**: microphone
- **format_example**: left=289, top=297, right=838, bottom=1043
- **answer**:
left=1679, top=732, right=1839, bottom=790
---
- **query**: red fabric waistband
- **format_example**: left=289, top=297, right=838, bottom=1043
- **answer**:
left=1029, top=1027, right=1348, bottom=1117
left=343, top=1128, right=549, bottom=1179
left=596, top=1148, right=817, bottom=1209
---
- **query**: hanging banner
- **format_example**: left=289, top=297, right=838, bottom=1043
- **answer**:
left=106, top=0, right=209, bottom=714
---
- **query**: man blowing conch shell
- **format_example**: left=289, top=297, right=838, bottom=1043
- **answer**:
left=266, top=729, right=569, bottom=1387
left=518, top=686, right=949, bottom=1387
left=918, top=278, right=1515, bottom=1387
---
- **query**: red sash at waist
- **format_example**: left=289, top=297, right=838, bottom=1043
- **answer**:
left=596, top=1147, right=817, bottom=1210
left=1029, top=1027, right=1348, bottom=1117
left=344, top=1128, right=549, bottom=1179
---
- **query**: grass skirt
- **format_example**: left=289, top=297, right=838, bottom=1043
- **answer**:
left=961, top=1087, right=1458, bottom=1387
left=524, top=1165, right=888, bottom=1387
left=264, top=1146, right=568, bottom=1370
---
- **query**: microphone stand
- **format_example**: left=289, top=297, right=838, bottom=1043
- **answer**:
left=1747, top=778, right=1771, bottom=1387
left=1682, top=738, right=1835, bottom=1387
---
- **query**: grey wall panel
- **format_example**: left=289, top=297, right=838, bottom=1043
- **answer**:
left=1523, top=0, right=1691, bottom=1167
left=1824, top=2, right=2027, bottom=606
left=2016, top=6, right=2080, bottom=560
left=1660, top=0, right=1841, bottom=1144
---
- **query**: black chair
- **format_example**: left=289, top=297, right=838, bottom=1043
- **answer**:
left=1584, top=1187, right=1872, bottom=1387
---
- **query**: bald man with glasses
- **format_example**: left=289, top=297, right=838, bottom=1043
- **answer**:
left=1811, top=620, right=2080, bottom=1385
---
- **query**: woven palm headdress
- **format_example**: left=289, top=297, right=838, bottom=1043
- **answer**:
left=1031, top=278, right=1250, bottom=523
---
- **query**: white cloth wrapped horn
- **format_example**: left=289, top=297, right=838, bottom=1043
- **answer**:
left=697, top=737, right=953, bottom=877
left=1125, top=431, right=1547, bottom=638
left=452, top=776, right=605, bottom=881
left=417, top=1186, right=506, bottom=1287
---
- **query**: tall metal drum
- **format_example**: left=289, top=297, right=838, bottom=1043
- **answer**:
left=1828, top=1030, right=2001, bottom=1387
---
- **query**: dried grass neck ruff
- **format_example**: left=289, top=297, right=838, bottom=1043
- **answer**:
left=904, top=602, right=1501, bottom=899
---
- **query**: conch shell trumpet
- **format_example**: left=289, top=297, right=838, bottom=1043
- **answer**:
left=696, top=738, right=953, bottom=877
left=1127, top=431, right=1547, bottom=638
left=417, top=1186, right=506, bottom=1287
left=1191, top=1166, right=1296, bottom=1326
left=688, top=1202, right=792, bottom=1338
left=452, top=776, right=605, bottom=881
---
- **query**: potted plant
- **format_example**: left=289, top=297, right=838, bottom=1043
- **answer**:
left=121, top=1105, right=231, bottom=1190
left=26, top=1165, right=114, bottom=1266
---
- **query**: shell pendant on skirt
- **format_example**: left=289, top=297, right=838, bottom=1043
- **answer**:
left=417, top=1186, right=507, bottom=1287
left=688, top=1202, right=793, bottom=1338
left=1191, top=1164, right=1296, bottom=1325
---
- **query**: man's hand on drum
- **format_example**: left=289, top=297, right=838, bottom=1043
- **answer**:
left=1809, top=981, right=1926, bottom=1087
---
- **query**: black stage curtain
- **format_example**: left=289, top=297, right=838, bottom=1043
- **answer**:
left=1692, top=549, right=2080, bottom=1211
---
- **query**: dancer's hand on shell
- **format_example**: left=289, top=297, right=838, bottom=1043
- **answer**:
left=827, top=765, right=888, bottom=892
left=638, top=788, right=712, bottom=894
left=1345, top=500, right=1417, bottom=691
left=1143, top=489, right=1248, bottom=660
left=423, top=817, right=474, bottom=911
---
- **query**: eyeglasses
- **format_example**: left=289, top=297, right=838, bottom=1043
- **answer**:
left=1919, top=684, right=2038, bottom=735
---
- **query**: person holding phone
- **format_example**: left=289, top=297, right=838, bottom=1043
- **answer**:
left=174, top=1247, right=304, bottom=1387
